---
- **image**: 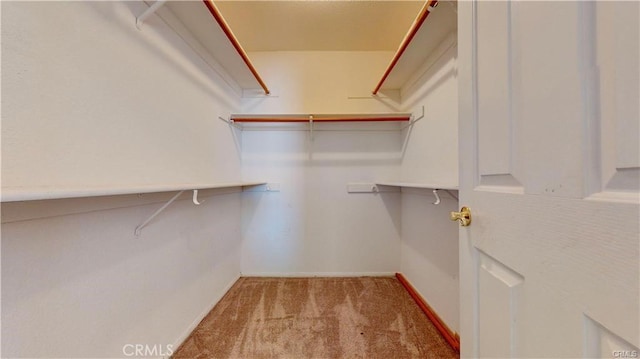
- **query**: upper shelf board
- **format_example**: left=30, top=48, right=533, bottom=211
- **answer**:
left=374, top=0, right=457, bottom=93
left=1, top=182, right=267, bottom=202
left=375, top=182, right=458, bottom=191
left=149, top=0, right=269, bottom=94
left=230, top=113, right=411, bottom=123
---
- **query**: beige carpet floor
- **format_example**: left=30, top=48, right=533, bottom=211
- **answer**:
left=173, top=276, right=459, bottom=359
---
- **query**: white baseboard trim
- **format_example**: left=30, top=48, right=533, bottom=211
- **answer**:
left=167, top=273, right=241, bottom=358
left=239, top=271, right=396, bottom=277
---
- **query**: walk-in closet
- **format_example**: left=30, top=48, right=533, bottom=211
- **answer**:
left=2, top=1, right=638, bottom=358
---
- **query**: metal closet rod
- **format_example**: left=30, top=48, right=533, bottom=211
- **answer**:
left=201, top=0, right=271, bottom=95
left=231, top=116, right=411, bottom=123
left=372, top=0, right=439, bottom=95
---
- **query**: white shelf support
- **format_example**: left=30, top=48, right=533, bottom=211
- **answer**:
left=347, top=183, right=400, bottom=193
left=218, top=116, right=242, bottom=130
left=136, top=0, right=167, bottom=30
left=402, top=105, right=425, bottom=130
left=135, top=190, right=184, bottom=237
left=309, top=115, right=314, bottom=141
left=432, top=189, right=441, bottom=205
left=242, top=183, right=281, bottom=192
left=192, top=189, right=203, bottom=205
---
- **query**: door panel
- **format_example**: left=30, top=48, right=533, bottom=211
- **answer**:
left=477, top=1, right=520, bottom=189
left=515, top=1, right=587, bottom=198
left=477, top=250, right=523, bottom=358
left=585, top=315, right=640, bottom=359
left=459, top=1, right=639, bottom=357
left=593, top=2, right=640, bottom=197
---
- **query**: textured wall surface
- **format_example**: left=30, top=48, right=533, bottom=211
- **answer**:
left=398, top=35, right=460, bottom=333
left=240, top=51, right=403, bottom=275
left=2, top=2, right=244, bottom=357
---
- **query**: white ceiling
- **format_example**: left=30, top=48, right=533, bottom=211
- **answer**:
left=213, top=1, right=425, bottom=52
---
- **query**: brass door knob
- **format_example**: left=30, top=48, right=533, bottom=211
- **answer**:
left=450, top=207, right=472, bottom=226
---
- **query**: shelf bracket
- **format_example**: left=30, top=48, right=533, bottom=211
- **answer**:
left=192, top=189, right=203, bottom=205
left=432, top=189, right=441, bottom=205
left=218, top=116, right=242, bottom=130
left=431, top=188, right=459, bottom=204
left=136, top=0, right=167, bottom=30
left=401, top=105, right=425, bottom=130
left=135, top=190, right=184, bottom=237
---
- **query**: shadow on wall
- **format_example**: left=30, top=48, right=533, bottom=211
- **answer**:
left=402, top=38, right=458, bottom=111
left=1, top=192, right=239, bottom=311
left=88, top=1, right=241, bottom=107
left=241, top=123, right=405, bottom=167
left=401, top=191, right=458, bottom=277
left=217, top=123, right=243, bottom=163
left=379, top=191, right=402, bottom=236
left=1, top=191, right=242, bottom=357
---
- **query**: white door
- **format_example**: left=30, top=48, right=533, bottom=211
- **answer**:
left=458, top=1, right=639, bottom=357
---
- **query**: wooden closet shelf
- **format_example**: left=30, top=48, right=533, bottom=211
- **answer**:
left=373, top=0, right=457, bottom=94
left=137, top=0, right=270, bottom=95
left=230, top=114, right=411, bottom=123
left=375, top=182, right=458, bottom=191
left=0, top=182, right=266, bottom=202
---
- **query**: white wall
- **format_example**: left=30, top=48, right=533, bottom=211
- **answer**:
left=2, top=192, right=242, bottom=357
left=2, top=2, right=243, bottom=357
left=401, top=34, right=459, bottom=185
left=400, top=188, right=459, bottom=332
left=242, top=51, right=400, bottom=114
left=238, top=46, right=460, bottom=340
left=241, top=52, right=403, bottom=275
left=398, top=35, right=460, bottom=333
left=1, top=1, right=242, bottom=188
